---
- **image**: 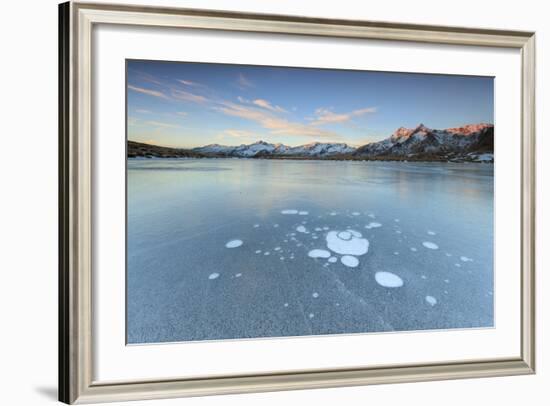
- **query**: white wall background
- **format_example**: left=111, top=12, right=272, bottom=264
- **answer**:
left=0, top=0, right=547, bottom=405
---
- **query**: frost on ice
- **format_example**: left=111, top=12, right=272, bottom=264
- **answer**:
left=375, top=271, right=404, bottom=288
left=308, top=249, right=331, bottom=259
left=225, top=239, right=243, bottom=248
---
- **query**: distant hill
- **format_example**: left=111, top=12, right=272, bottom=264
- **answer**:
left=128, top=123, right=494, bottom=162
left=128, top=141, right=205, bottom=158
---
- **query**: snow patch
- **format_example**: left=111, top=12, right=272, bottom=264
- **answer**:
left=425, top=296, right=437, bottom=306
left=308, top=249, right=331, bottom=259
left=422, top=241, right=439, bottom=250
left=375, top=271, right=404, bottom=288
left=326, top=230, right=369, bottom=256
left=281, top=209, right=298, bottom=214
left=225, top=239, right=243, bottom=248
left=341, top=255, right=359, bottom=268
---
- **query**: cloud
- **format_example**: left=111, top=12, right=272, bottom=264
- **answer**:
left=237, top=73, right=254, bottom=89
left=216, top=101, right=337, bottom=139
left=128, top=85, right=170, bottom=100
left=177, top=79, right=200, bottom=86
left=170, top=89, right=208, bottom=104
left=223, top=129, right=257, bottom=138
left=252, top=99, right=287, bottom=113
left=311, top=106, right=377, bottom=125
left=144, top=120, right=180, bottom=128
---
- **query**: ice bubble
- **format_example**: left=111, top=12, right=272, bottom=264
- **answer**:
left=341, top=255, right=359, bottom=268
left=394, top=219, right=400, bottom=222
left=235, top=273, right=242, bottom=278
left=427, top=230, right=436, bottom=235
left=422, top=241, right=439, bottom=250
left=445, top=253, right=452, bottom=257
left=368, top=213, right=376, bottom=218
left=329, top=212, right=337, bottom=216
left=455, top=263, right=461, bottom=268
left=444, top=279, right=449, bottom=283
left=274, top=247, right=281, bottom=251
left=323, top=226, right=329, bottom=231
left=460, top=256, right=473, bottom=262
left=273, top=224, right=279, bottom=228
left=315, top=227, right=322, bottom=231
left=296, top=225, right=307, bottom=233
left=395, top=230, right=402, bottom=234
left=328, top=257, right=337, bottom=263
left=394, top=251, right=399, bottom=255
left=280, top=257, right=285, bottom=260
left=264, top=252, right=270, bottom=256
left=421, top=275, right=427, bottom=280
left=281, top=209, right=298, bottom=214
left=284, top=303, right=289, bottom=307
left=308, top=249, right=331, bottom=259
left=410, top=247, right=417, bottom=252
left=352, top=212, right=361, bottom=216
left=225, top=239, right=243, bottom=248
left=208, top=273, right=220, bottom=280
left=312, top=292, right=319, bottom=298
left=309, top=313, right=315, bottom=318
left=365, top=222, right=382, bottom=229
left=425, top=296, right=437, bottom=306
left=375, top=271, right=404, bottom=288
left=326, top=230, right=369, bottom=256
left=255, top=250, right=262, bottom=254
left=253, top=224, right=260, bottom=228
left=299, top=211, right=309, bottom=215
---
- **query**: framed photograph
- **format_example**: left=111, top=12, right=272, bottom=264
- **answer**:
left=59, top=1, right=536, bottom=404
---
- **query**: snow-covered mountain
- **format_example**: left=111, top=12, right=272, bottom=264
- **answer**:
left=131, top=123, right=493, bottom=162
left=355, top=123, right=494, bottom=161
left=193, top=140, right=356, bottom=158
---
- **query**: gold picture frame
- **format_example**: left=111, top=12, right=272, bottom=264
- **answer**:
left=59, top=1, right=536, bottom=403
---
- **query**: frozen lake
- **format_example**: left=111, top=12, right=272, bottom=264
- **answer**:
left=127, top=158, right=494, bottom=344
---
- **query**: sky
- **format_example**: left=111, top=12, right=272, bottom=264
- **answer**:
left=127, top=60, right=494, bottom=148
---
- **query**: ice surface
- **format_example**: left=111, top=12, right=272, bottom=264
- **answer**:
left=308, top=249, right=331, bottom=259
left=326, top=230, right=369, bottom=256
left=341, top=255, right=359, bottom=267
left=422, top=241, right=439, bottom=250
left=375, top=271, right=404, bottom=288
left=225, top=239, right=243, bottom=248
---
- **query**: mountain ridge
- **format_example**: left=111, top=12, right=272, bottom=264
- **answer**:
left=128, top=123, right=494, bottom=162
